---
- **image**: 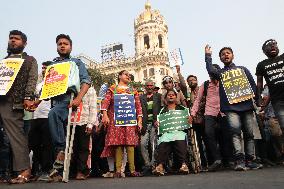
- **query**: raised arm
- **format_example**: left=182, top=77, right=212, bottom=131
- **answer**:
left=205, top=45, right=221, bottom=80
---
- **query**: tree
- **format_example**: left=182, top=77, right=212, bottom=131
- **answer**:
left=88, top=68, right=115, bottom=93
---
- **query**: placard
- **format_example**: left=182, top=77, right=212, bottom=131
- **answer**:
left=158, top=108, right=191, bottom=135
left=0, top=58, right=24, bottom=95
left=114, top=94, right=137, bottom=126
left=39, top=62, right=71, bottom=100
left=221, top=68, right=254, bottom=104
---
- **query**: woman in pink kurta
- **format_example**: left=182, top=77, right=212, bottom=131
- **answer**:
left=101, top=70, right=142, bottom=177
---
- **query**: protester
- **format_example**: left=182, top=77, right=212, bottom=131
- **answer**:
left=191, top=64, right=233, bottom=171
left=139, top=80, right=162, bottom=175
left=185, top=74, right=209, bottom=170
left=205, top=44, right=262, bottom=170
left=256, top=39, right=284, bottom=130
left=0, top=30, right=38, bottom=184
left=48, top=34, right=91, bottom=181
left=161, top=75, right=187, bottom=107
left=28, top=61, right=54, bottom=181
left=101, top=70, right=143, bottom=177
left=70, top=86, right=97, bottom=180
left=153, top=89, right=190, bottom=176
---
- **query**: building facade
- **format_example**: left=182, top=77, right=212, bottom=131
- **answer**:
left=77, top=2, right=173, bottom=88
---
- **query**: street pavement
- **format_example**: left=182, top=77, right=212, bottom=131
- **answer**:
left=1, top=166, right=284, bottom=189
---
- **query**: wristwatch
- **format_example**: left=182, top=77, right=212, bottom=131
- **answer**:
left=24, top=96, right=33, bottom=100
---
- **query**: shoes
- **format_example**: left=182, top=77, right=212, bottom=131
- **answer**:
left=152, top=165, right=165, bottom=176
left=9, top=169, right=31, bottom=184
left=102, top=171, right=114, bottom=178
left=76, top=172, right=87, bottom=180
left=48, top=169, right=62, bottom=182
left=179, top=163, right=189, bottom=174
left=246, top=161, right=263, bottom=170
left=129, top=171, right=142, bottom=177
left=37, top=173, right=50, bottom=182
left=234, top=161, right=247, bottom=171
left=200, top=166, right=208, bottom=172
left=142, top=166, right=152, bottom=176
left=208, top=160, right=222, bottom=172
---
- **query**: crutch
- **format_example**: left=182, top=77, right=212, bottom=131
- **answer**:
left=62, top=93, right=79, bottom=182
left=190, top=129, right=201, bottom=173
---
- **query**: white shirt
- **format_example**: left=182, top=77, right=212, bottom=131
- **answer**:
left=33, top=81, right=51, bottom=119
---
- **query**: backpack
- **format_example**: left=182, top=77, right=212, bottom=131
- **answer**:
left=193, top=80, right=209, bottom=125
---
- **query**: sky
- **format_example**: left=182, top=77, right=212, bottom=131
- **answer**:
left=0, top=0, right=283, bottom=83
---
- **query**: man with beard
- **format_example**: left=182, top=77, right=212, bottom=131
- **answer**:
left=186, top=74, right=209, bottom=170
left=0, top=30, right=38, bottom=184
left=48, top=34, right=91, bottom=181
left=256, top=39, right=284, bottom=129
left=139, top=80, right=161, bottom=175
left=205, top=45, right=262, bottom=171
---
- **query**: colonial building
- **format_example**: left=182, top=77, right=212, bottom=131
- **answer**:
left=77, top=2, right=173, bottom=88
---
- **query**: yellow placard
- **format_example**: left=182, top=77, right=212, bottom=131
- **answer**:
left=39, top=62, right=71, bottom=100
left=0, top=58, right=24, bottom=95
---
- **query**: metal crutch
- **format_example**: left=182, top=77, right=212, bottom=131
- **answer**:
left=62, top=94, right=79, bottom=182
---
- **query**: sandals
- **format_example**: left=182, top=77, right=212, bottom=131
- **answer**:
left=129, top=171, right=142, bottom=177
left=10, top=175, right=29, bottom=184
left=152, top=165, right=165, bottom=176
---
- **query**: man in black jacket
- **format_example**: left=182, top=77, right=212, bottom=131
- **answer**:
left=0, top=30, right=38, bottom=184
left=139, top=80, right=161, bottom=174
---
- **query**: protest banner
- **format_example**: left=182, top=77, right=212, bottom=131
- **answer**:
left=0, top=58, right=24, bottom=95
left=221, top=68, right=254, bottom=104
left=114, top=94, right=137, bottom=126
left=40, top=62, right=71, bottom=100
left=158, top=108, right=191, bottom=135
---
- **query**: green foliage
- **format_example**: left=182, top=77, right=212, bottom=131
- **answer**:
left=88, top=68, right=115, bottom=92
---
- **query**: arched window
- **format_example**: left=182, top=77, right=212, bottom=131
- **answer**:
left=158, top=34, right=163, bottom=48
left=149, top=68, right=154, bottom=76
left=143, top=69, right=148, bottom=78
left=144, top=35, right=150, bottom=49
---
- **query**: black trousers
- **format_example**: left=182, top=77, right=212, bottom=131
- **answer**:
left=70, top=125, right=91, bottom=175
left=28, top=118, right=54, bottom=173
left=156, top=140, right=187, bottom=168
left=204, top=115, right=233, bottom=164
left=192, top=123, right=209, bottom=166
left=91, top=129, right=108, bottom=175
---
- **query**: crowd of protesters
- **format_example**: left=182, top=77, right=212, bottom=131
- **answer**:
left=0, top=30, right=284, bottom=185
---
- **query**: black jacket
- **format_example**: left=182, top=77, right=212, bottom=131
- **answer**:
left=4, top=52, right=38, bottom=109
left=139, top=93, right=162, bottom=129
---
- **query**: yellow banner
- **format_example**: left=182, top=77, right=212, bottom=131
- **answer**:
left=40, top=62, right=71, bottom=100
left=0, top=58, right=24, bottom=95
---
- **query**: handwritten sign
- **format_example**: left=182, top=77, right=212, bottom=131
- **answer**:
left=158, top=108, right=191, bottom=135
left=221, top=68, right=254, bottom=104
left=0, top=58, right=24, bottom=95
left=114, top=94, right=137, bottom=126
left=40, top=62, right=71, bottom=100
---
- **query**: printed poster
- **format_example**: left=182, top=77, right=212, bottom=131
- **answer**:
left=221, top=68, right=254, bottom=104
left=114, top=94, right=137, bottom=126
left=158, top=108, right=191, bottom=135
left=40, top=62, right=71, bottom=100
left=0, top=58, right=24, bottom=95
left=71, top=102, right=83, bottom=123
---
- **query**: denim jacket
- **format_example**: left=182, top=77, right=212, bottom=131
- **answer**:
left=52, top=56, right=91, bottom=95
left=205, top=54, right=256, bottom=112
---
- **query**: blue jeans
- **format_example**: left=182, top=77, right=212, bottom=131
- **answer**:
left=272, top=100, right=284, bottom=129
left=225, top=110, right=256, bottom=161
left=48, top=94, right=71, bottom=153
